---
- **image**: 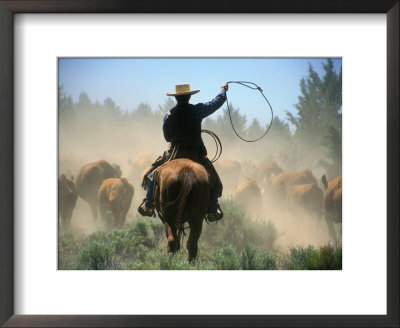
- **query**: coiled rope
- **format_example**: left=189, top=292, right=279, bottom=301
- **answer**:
left=226, top=81, right=274, bottom=142
left=201, top=129, right=222, bottom=163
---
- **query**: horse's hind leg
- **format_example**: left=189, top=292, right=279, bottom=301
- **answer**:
left=164, top=223, right=179, bottom=254
left=187, top=219, right=203, bottom=262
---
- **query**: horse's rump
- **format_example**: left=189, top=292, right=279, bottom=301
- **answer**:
left=156, top=159, right=209, bottom=224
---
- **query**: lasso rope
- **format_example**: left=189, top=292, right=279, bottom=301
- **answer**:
left=226, top=81, right=274, bottom=142
left=201, top=129, right=222, bottom=163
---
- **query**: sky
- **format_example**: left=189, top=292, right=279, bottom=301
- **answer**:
left=58, top=58, right=341, bottom=127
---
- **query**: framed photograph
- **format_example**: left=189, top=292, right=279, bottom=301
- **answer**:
left=1, top=1, right=398, bottom=327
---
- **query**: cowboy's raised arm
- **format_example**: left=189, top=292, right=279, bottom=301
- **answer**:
left=194, top=83, right=228, bottom=120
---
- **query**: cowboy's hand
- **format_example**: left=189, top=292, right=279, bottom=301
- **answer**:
left=221, top=82, right=228, bottom=91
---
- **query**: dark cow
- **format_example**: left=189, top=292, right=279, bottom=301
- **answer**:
left=75, top=160, right=122, bottom=221
left=58, top=173, right=78, bottom=229
left=321, top=175, right=342, bottom=240
left=98, top=178, right=134, bottom=229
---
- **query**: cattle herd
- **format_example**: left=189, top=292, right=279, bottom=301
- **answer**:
left=58, top=155, right=342, bottom=241
left=231, top=160, right=342, bottom=241
left=58, top=159, right=134, bottom=230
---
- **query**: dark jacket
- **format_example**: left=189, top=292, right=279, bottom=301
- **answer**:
left=162, top=90, right=227, bottom=154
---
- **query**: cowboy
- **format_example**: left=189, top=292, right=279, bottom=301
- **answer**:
left=138, top=83, right=229, bottom=222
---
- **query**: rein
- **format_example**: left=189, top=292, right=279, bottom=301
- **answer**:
left=178, top=222, right=190, bottom=249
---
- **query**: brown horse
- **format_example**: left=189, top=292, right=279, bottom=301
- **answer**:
left=154, top=158, right=210, bottom=261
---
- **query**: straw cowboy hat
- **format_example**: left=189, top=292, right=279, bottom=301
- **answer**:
left=166, top=84, right=200, bottom=97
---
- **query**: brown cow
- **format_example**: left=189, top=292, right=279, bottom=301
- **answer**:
left=286, top=183, right=324, bottom=220
left=234, top=179, right=263, bottom=218
left=58, top=173, right=78, bottom=229
left=98, top=178, right=134, bottom=229
left=270, top=169, right=318, bottom=200
left=75, top=160, right=122, bottom=221
left=251, top=161, right=284, bottom=183
left=251, top=161, right=284, bottom=201
left=128, top=152, right=153, bottom=185
left=321, top=175, right=342, bottom=240
left=214, top=159, right=242, bottom=194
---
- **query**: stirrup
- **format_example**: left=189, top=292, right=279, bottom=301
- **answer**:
left=138, top=198, right=155, bottom=217
left=206, top=204, right=223, bottom=222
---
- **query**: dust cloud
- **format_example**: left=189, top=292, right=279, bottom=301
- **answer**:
left=59, top=101, right=340, bottom=251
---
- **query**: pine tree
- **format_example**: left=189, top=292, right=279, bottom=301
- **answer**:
left=287, top=59, right=341, bottom=143
left=268, top=116, right=292, bottom=142
left=246, top=118, right=265, bottom=140
left=134, top=103, right=153, bottom=118
left=157, top=98, right=176, bottom=117
left=287, top=59, right=342, bottom=173
left=319, top=125, right=342, bottom=177
left=58, top=86, right=75, bottom=120
left=215, top=105, right=247, bottom=142
left=103, top=97, right=121, bottom=120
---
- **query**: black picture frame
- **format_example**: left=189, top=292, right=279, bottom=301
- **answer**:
left=0, top=1, right=398, bottom=327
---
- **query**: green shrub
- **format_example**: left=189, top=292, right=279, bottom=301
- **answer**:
left=255, top=250, right=278, bottom=270
left=74, top=219, right=161, bottom=270
left=210, top=242, right=240, bottom=270
left=282, top=245, right=342, bottom=270
left=127, top=218, right=154, bottom=248
left=240, top=242, right=277, bottom=270
left=157, top=249, right=212, bottom=270
left=60, top=210, right=337, bottom=271
left=76, top=239, right=114, bottom=270
left=58, top=231, right=82, bottom=269
left=240, top=242, right=258, bottom=270
left=201, top=198, right=277, bottom=251
left=159, top=252, right=190, bottom=270
left=208, top=242, right=277, bottom=270
left=149, top=219, right=165, bottom=248
left=318, top=245, right=342, bottom=270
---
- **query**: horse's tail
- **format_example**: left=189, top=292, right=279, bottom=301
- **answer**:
left=175, top=167, right=197, bottom=224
